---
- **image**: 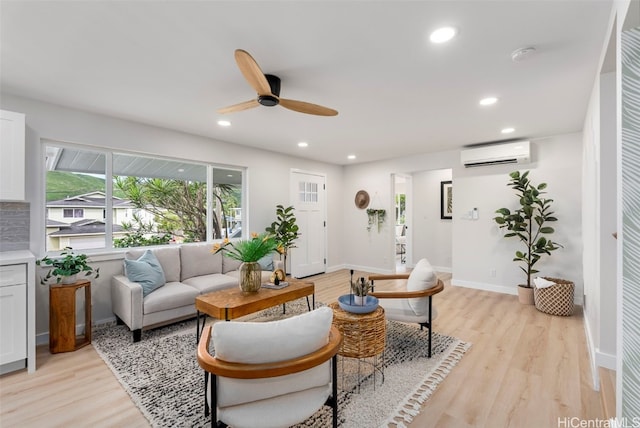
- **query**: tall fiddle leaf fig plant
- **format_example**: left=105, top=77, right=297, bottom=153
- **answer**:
left=493, top=171, right=562, bottom=288
left=265, top=205, right=299, bottom=272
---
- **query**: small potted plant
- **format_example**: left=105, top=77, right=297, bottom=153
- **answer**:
left=265, top=205, right=300, bottom=273
left=36, top=247, right=100, bottom=285
left=350, top=276, right=372, bottom=305
left=493, top=171, right=562, bottom=304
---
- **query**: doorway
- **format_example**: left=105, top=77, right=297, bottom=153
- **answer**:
left=289, top=170, right=327, bottom=278
left=393, top=174, right=411, bottom=272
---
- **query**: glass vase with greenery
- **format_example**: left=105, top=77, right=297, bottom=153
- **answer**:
left=212, top=232, right=277, bottom=292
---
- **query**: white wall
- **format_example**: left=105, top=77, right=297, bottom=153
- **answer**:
left=452, top=136, right=584, bottom=299
left=0, top=93, right=344, bottom=337
left=341, top=150, right=458, bottom=274
left=412, top=168, right=452, bottom=271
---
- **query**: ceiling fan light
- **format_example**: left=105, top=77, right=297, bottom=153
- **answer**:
left=430, top=27, right=457, bottom=44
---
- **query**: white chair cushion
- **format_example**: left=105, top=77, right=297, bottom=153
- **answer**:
left=378, top=297, right=438, bottom=323
left=213, top=306, right=333, bottom=364
left=406, top=258, right=438, bottom=315
left=212, top=306, right=334, bottom=407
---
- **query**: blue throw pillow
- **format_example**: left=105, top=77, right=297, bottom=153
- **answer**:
left=124, top=250, right=166, bottom=297
left=257, top=253, right=274, bottom=271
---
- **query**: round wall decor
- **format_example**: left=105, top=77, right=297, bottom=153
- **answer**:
left=354, top=190, right=370, bottom=209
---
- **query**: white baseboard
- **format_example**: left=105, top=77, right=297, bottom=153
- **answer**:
left=432, top=265, right=452, bottom=273
left=583, top=315, right=600, bottom=390
left=450, top=278, right=518, bottom=295
left=595, top=350, right=616, bottom=370
left=36, top=316, right=117, bottom=347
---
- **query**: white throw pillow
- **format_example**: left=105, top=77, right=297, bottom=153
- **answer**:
left=213, top=306, right=333, bottom=364
left=406, top=258, right=438, bottom=315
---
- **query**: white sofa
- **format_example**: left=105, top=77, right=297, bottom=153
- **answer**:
left=111, top=243, right=276, bottom=342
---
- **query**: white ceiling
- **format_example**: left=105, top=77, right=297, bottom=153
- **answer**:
left=0, top=1, right=612, bottom=165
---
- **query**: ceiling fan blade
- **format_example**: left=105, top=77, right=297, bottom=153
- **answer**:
left=234, top=49, right=272, bottom=96
left=217, top=99, right=259, bottom=114
left=279, top=99, right=338, bottom=116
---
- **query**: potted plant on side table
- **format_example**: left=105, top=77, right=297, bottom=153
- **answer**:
left=36, top=247, right=100, bottom=285
left=493, top=171, right=562, bottom=305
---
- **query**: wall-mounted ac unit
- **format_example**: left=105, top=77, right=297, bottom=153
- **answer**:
left=460, top=141, right=530, bottom=168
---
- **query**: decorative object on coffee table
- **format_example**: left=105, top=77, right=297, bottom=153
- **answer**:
left=212, top=232, right=277, bottom=293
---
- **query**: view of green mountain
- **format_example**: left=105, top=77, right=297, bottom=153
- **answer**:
left=46, top=171, right=125, bottom=201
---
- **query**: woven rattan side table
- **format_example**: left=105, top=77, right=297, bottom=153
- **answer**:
left=328, top=302, right=385, bottom=391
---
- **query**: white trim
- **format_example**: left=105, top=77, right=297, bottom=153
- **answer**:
left=596, top=350, right=617, bottom=370
left=432, top=265, right=452, bottom=273
left=583, top=314, right=600, bottom=390
left=450, top=278, right=518, bottom=295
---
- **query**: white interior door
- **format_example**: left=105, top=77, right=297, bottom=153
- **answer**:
left=290, top=171, right=326, bottom=278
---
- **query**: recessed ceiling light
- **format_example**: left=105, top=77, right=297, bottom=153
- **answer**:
left=479, top=97, right=498, bottom=106
left=429, top=27, right=457, bottom=44
left=298, top=142, right=308, bottom=148
left=177, top=168, right=185, bottom=173
left=217, top=120, right=231, bottom=127
left=501, top=127, right=515, bottom=134
left=227, top=174, right=233, bottom=177
left=347, top=155, right=356, bottom=160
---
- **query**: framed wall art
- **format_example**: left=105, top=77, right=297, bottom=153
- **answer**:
left=440, top=180, right=452, bottom=220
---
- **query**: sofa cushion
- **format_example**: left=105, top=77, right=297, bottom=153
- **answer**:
left=126, top=246, right=181, bottom=283
left=182, top=273, right=238, bottom=294
left=180, top=243, right=223, bottom=281
left=406, top=258, right=438, bottom=315
left=124, top=250, right=166, bottom=297
left=213, top=306, right=333, bottom=364
left=143, top=281, right=199, bottom=314
left=257, top=253, right=275, bottom=270
left=222, top=256, right=242, bottom=274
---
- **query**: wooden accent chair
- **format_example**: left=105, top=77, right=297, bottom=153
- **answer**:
left=369, top=258, right=444, bottom=358
left=197, top=307, right=342, bottom=428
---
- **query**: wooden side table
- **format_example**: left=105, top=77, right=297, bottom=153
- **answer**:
left=49, top=280, right=91, bottom=353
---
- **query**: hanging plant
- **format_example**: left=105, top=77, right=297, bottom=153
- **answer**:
left=366, top=208, right=386, bottom=232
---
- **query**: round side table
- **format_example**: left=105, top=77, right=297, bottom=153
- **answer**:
left=328, top=302, right=385, bottom=391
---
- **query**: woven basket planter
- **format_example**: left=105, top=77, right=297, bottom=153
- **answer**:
left=534, top=277, right=575, bottom=316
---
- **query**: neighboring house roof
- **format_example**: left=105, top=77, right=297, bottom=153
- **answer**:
left=48, top=219, right=126, bottom=237
left=47, top=192, right=134, bottom=208
left=46, top=219, right=69, bottom=227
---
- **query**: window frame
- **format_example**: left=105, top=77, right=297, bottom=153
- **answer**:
left=42, top=140, right=246, bottom=254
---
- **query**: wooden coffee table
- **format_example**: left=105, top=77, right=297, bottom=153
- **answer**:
left=195, top=280, right=315, bottom=339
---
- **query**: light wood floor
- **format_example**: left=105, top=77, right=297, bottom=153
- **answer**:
left=0, top=269, right=603, bottom=427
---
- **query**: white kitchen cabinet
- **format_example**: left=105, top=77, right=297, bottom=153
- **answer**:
left=0, top=109, right=26, bottom=201
left=0, top=252, right=36, bottom=374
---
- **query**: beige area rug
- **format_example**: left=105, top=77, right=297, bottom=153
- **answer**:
left=93, top=299, right=470, bottom=427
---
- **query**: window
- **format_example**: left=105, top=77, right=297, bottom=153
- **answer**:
left=44, top=142, right=244, bottom=252
left=63, top=208, right=84, bottom=218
